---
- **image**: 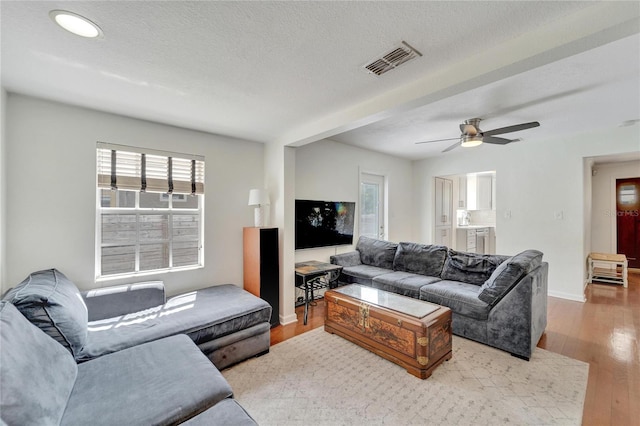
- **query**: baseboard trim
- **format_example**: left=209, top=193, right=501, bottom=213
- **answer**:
left=548, top=290, right=586, bottom=303
left=279, top=313, right=298, bottom=326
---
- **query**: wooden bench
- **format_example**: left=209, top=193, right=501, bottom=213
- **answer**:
left=588, top=252, right=628, bottom=288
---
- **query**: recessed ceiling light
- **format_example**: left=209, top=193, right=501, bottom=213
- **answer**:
left=49, top=10, right=103, bottom=39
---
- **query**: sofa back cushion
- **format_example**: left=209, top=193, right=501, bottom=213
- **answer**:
left=3, top=269, right=88, bottom=358
left=393, top=242, right=448, bottom=276
left=0, top=301, right=78, bottom=425
left=356, top=236, right=398, bottom=269
left=440, top=249, right=509, bottom=285
left=478, top=250, right=544, bottom=305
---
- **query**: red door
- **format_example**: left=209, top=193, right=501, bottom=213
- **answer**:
left=616, top=178, right=640, bottom=268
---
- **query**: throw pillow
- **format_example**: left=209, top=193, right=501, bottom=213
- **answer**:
left=0, top=301, right=78, bottom=425
left=356, top=236, right=398, bottom=269
left=3, top=269, right=88, bottom=358
left=440, top=249, right=507, bottom=285
left=478, top=250, right=544, bottom=305
left=393, top=242, right=448, bottom=276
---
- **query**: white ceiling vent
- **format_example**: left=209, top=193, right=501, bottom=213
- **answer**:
left=364, top=41, right=422, bottom=76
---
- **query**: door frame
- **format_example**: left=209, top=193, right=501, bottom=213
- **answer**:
left=611, top=176, right=640, bottom=267
left=609, top=175, right=640, bottom=254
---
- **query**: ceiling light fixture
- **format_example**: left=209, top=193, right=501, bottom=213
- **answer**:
left=49, top=10, right=103, bottom=38
left=460, top=135, right=483, bottom=148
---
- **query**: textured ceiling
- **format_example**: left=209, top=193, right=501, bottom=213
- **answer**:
left=1, top=1, right=639, bottom=159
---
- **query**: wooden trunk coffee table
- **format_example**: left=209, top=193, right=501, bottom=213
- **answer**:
left=324, top=284, right=452, bottom=379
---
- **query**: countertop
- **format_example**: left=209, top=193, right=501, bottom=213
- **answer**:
left=456, top=225, right=495, bottom=229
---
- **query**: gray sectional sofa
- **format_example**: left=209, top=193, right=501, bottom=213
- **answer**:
left=1, top=268, right=271, bottom=425
left=330, top=237, right=548, bottom=360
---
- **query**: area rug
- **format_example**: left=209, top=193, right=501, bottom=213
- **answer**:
left=223, top=328, right=588, bottom=425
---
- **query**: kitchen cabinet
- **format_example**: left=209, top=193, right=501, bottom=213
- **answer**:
left=463, top=174, right=494, bottom=210
left=456, top=228, right=477, bottom=252
left=489, top=227, right=496, bottom=254
left=457, top=176, right=467, bottom=209
left=435, top=177, right=453, bottom=248
left=476, top=175, right=493, bottom=210
left=456, top=227, right=494, bottom=254
left=435, top=226, right=452, bottom=247
left=435, top=177, right=453, bottom=226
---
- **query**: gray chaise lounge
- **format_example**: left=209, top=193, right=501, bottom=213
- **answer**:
left=1, top=268, right=271, bottom=424
left=331, top=237, right=548, bottom=360
left=0, top=300, right=257, bottom=425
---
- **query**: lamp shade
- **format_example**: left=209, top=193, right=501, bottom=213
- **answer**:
left=248, top=189, right=270, bottom=206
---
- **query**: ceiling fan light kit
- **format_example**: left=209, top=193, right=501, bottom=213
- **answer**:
left=416, top=118, right=540, bottom=153
left=461, top=134, right=483, bottom=148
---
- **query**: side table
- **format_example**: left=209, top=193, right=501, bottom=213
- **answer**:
left=295, top=260, right=343, bottom=325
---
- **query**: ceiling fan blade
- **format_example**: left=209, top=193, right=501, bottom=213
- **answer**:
left=415, top=137, right=459, bottom=145
left=482, top=121, right=540, bottom=136
left=442, top=141, right=460, bottom=153
left=483, top=136, right=521, bottom=145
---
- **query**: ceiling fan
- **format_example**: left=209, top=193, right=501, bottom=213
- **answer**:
left=415, top=118, right=540, bottom=153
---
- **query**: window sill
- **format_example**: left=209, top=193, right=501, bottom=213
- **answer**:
left=96, top=264, right=204, bottom=283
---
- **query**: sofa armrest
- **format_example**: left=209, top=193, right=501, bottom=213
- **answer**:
left=82, top=281, right=166, bottom=321
left=330, top=251, right=362, bottom=267
left=486, top=262, right=548, bottom=359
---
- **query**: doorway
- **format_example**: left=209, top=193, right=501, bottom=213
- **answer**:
left=360, top=173, right=385, bottom=239
left=617, top=177, right=640, bottom=268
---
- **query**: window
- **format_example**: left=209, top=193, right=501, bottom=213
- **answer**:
left=96, top=143, right=204, bottom=279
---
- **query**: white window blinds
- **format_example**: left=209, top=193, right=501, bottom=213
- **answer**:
left=97, top=142, right=205, bottom=195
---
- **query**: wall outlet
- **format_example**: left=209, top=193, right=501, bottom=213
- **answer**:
left=554, top=210, right=564, bottom=220
left=504, top=210, right=512, bottom=220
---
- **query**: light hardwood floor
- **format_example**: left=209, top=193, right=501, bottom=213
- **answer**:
left=270, top=272, right=640, bottom=426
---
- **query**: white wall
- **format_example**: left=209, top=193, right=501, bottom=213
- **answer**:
left=583, top=158, right=593, bottom=283
left=4, top=94, right=264, bottom=296
left=413, top=124, right=639, bottom=302
left=591, top=160, right=640, bottom=253
left=0, top=88, right=6, bottom=288
left=294, top=138, right=414, bottom=264
left=264, top=141, right=297, bottom=325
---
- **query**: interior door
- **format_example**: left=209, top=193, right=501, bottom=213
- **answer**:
left=616, top=177, right=640, bottom=268
left=360, top=173, right=385, bottom=239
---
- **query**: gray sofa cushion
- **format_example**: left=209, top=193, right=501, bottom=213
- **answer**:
left=356, top=236, right=398, bottom=269
left=3, top=269, right=88, bottom=358
left=478, top=250, right=544, bottom=306
left=330, top=251, right=362, bottom=267
left=0, top=301, right=78, bottom=426
left=393, top=242, right=447, bottom=276
left=341, top=264, right=393, bottom=282
left=82, top=281, right=165, bottom=321
left=62, top=334, right=233, bottom=426
left=79, top=284, right=271, bottom=361
left=440, top=250, right=509, bottom=285
left=419, top=280, right=491, bottom=320
left=182, top=398, right=258, bottom=426
left=372, top=271, right=441, bottom=299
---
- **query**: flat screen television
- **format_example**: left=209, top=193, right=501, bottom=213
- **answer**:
left=295, top=199, right=356, bottom=250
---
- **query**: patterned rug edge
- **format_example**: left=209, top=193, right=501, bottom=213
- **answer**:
left=223, top=328, right=589, bottom=426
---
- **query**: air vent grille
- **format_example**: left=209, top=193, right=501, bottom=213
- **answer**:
left=364, top=41, right=422, bottom=76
